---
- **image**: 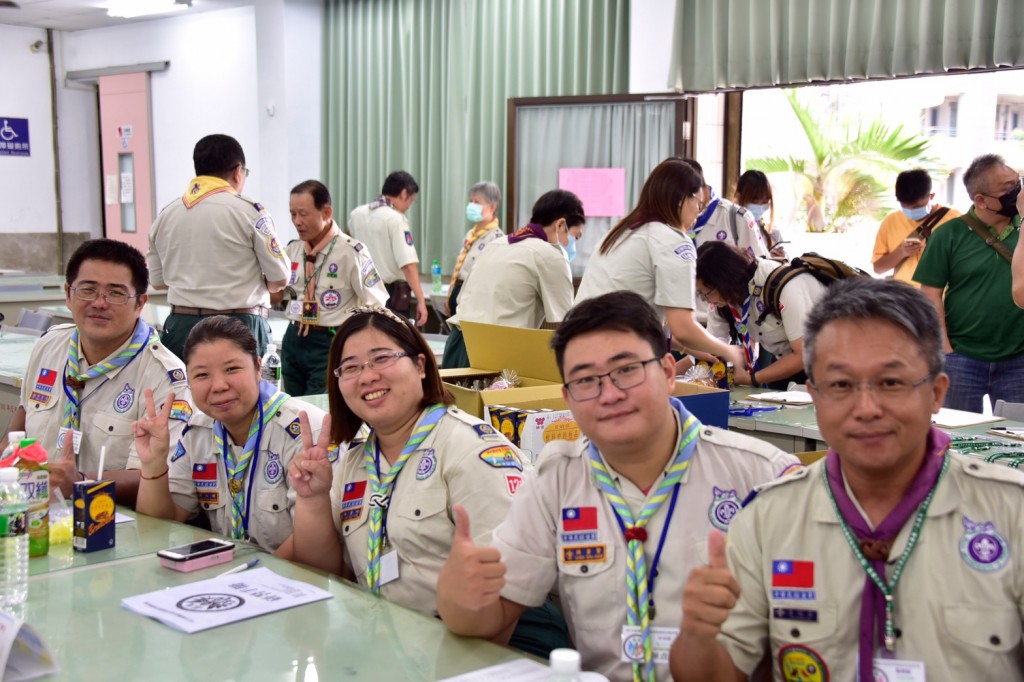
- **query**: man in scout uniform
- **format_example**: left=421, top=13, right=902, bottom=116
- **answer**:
left=436, top=291, right=799, bottom=681
left=346, top=171, right=429, bottom=327
left=148, top=133, right=291, bottom=359
left=275, top=180, right=387, bottom=396
left=672, top=278, right=1024, bottom=682
left=1, top=240, right=193, bottom=507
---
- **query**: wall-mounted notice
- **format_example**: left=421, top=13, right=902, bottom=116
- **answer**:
left=558, top=167, right=626, bottom=217
left=0, top=118, right=30, bottom=157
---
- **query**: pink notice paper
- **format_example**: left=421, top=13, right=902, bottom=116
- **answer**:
left=558, top=168, right=626, bottom=217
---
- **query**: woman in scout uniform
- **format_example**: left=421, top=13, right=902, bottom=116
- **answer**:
left=695, top=241, right=827, bottom=388
left=444, top=181, right=504, bottom=317
left=734, top=169, right=786, bottom=258
left=288, top=307, right=526, bottom=615
left=134, top=315, right=326, bottom=554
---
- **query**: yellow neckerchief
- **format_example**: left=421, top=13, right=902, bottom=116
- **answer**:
left=182, top=176, right=235, bottom=209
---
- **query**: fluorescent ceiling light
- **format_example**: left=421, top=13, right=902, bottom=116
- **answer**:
left=107, top=0, right=191, bottom=19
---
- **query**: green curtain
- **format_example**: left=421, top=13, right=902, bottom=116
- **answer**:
left=669, top=0, right=1024, bottom=92
left=323, top=0, right=629, bottom=273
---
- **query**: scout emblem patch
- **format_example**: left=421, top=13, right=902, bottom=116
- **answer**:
left=778, top=644, right=829, bottom=682
left=286, top=417, right=302, bottom=439
left=472, top=423, right=503, bottom=441
left=960, top=515, right=1009, bottom=572
left=268, top=237, right=284, bottom=258
left=301, top=301, right=320, bottom=325
left=478, top=446, right=522, bottom=471
left=168, top=368, right=187, bottom=383
left=708, top=486, right=741, bottom=531
left=113, top=383, right=135, bottom=413
left=673, top=242, right=696, bottom=261
left=30, top=368, right=58, bottom=405
left=341, top=480, right=366, bottom=521
left=716, top=230, right=728, bottom=240
left=326, top=443, right=340, bottom=464
left=771, top=559, right=815, bottom=600
left=320, top=289, right=341, bottom=310
left=327, top=263, right=339, bottom=278
left=404, top=231, right=413, bottom=246
left=254, top=215, right=274, bottom=236
left=170, top=441, right=186, bottom=462
left=561, top=506, right=598, bottom=543
left=415, top=450, right=436, bottom=480
left=169, top=400, right=193, bottom=422
left=264, top=451, right=283, bottom=485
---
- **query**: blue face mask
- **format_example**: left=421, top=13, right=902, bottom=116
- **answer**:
left=901, top=203, right=932, bottom=222
left=466, top=202, right=485, bottom=223
left=745, top=203, right=770, bottom=223
left=563, top=230, right=577, bottom=262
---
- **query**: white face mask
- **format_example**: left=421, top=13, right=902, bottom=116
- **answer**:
left=745, top=203, right=770, bottom=223
left=901, top=203, right=932, bottom=222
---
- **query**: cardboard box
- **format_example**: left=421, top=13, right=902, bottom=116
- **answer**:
left=440, top=322, right=564, bottom=418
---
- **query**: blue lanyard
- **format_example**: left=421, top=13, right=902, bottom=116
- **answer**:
left=218, top=398, right=265, bottom=540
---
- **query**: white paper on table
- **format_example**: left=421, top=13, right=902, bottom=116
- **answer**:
left=121, top=567, right=332, bottom=633
left=436, top=659, right=551, bottom=682
left=747, top=390, right=814, bottom=405
left=931, top=408, right=1004, bottom=429
left=0, top=610, right=60, bottom=681
left=114, top=512, right=134, bottom=524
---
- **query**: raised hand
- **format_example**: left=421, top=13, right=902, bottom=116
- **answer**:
left=133, top=389, right=174, bottom=476
left=288, top=411, right=334, bottom=498
left=681, top=530, right=741, bottom=640
left=48, top=426, right=80, bottom=500
left=437, top=504, right=507, bottom=611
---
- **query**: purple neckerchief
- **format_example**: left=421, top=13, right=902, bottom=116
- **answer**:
left=368, top=195, right=393, bottom=210
left=507, top=222, right=548, bottom=245
left=825, top=426, right=950, bottom=679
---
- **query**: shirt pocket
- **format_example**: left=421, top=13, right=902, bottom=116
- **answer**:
left=391, top=488, right=450, bottom=558
left=768, top=601, right=838, bottom=645
left=253, top=486, right=292, bottom=549
left=556, top=540, right=619, bottom=630
left=943, top=604, right=1022, bottom=677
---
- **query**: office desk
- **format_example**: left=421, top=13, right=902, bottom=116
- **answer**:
left=24, top=517, right=529, bottom=681
left=0, top=330, right=41, bottom=434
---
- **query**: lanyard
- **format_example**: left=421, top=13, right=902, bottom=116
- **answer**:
left=304, top=235, right=339, bottom=291
left=822, top=455, right=947, bottom=653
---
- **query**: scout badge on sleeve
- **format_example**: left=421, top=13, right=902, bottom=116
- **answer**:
left=960, top=515, right=1009, bottom=572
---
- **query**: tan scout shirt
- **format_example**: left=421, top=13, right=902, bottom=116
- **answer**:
left=576, top=221, right=699, bottom=313
left=283, top=223, right=388, bottom=327
left=347, top=203, right=419, bottom=284
left=21, top=323, right=192, bottom=474
left=168, top=397, right=326, bottom=551
left=330, top=406, right=526, bottom=615
left=450, top=235, right=573, bottom=329
left=148, top=187, right=291, bottom=309
left=706, top=259, right=829, bottom=358
left=492, top=414, right=800, bottom=682
left=455, top=223, right=503, bottom=284
left=721, top=454, right=1024, bottom=681
left=689, top=198, right=770, bottom=259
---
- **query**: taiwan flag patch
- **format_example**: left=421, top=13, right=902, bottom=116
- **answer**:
left=562, top=507, right=597, bottom=532
left=192, top=463, right=217, bottom=480
left=772, top=560, right=814, bottom=588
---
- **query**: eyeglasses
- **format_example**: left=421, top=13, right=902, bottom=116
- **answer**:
left=564, top=357, right=661, bottom=401
left=333, top=351, right=411, bottom=379
left=696, top=285, right=716, bottom=302
left=240, top=165, right=251, bottom=178
left=69, top=286, right=138, bottom=305
left=809, top=373, right=935, bottom=402
left=689, top=193, right=706, bottom=213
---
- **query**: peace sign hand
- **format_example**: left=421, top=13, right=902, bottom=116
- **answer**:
left=288, top=411, right=334, bottom=498
left=133, top=388, right=174, bottom=477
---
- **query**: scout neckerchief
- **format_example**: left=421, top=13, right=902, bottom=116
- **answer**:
left=363, top=404, right=447, bottom=593
left=299, top=222, right=340, bottom=335
left=181, top=176, right=234, bottom=209
left=728, top=296, right=757, bottom=371
left=448, top=219, right=499, bottom=307
left=213, top=380, right=289, bottom=540
left=823, top=427, right=950, bottom=681
left=688, top=186, right=719, bottom=238
left=368, top=195, right=394, bottom=211
left=507, top=222, right=549, bottom=244
left=62, top=319, right=154, bottom=431
left=587, top=397, right=701, bottom=682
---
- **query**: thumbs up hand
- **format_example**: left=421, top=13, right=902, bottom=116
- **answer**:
left=438, top=504, right=507, bottom=611
left=681, top=530, right=741, bottom=639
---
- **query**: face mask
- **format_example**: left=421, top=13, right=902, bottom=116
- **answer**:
left=563, top=231, right=577, bottom=262
left=996, top=184, right=1022, bottom=218
left=466, top=202, right=484, bottom=223
left=745, top=203, right=770, bottom=223
left=901, top=203, right=931, bottom=222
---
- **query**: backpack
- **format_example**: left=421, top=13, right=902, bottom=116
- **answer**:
left=755, top=252, right=871, bottom=325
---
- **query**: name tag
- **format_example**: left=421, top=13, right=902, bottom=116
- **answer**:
left=288, top=300, right=302, bottom=316
left=58, top=427, right=82, bottom=455
left=620, top=625, right=679, bottom=664
left=379, top=549, right=399, bottom=586
left=870, top=658, right=925, bottom=682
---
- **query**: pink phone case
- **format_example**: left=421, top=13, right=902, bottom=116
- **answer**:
left=160, top=546, right=234, bottom=573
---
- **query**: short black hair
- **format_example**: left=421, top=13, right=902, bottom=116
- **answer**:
left=551, top=291, right=666, bottom=378
left=183, top=315, right=259, bottom=369
left=894, top=169, right=932, bottom=204
left=381, top=171, right=419, bottom=197
left=66, top=239, right=149, bottom=295
left=529, top=189, right=585, bottom=229
left=291, top=179, right=332, bottom=210
left=680, top=158, right=705, bottom=183
left=193, top=134, right=245, bottom=179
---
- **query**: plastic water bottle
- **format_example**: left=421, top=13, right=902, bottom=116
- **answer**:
left=431, top=259, right=442, bottom=294
left=548, top=648, right=583, bottom=682
left=0, top=431, right=25, bottom=461
left=0, top=467, right=29, bottom=610
left=261, top=343, right=282, bottom=389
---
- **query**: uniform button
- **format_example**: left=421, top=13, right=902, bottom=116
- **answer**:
left=154, top=344, right=160, bottom=349
left=703, top=429, right=713, bottom=437
left=414, top=509, right=421, bottom=517
left=276, top=411, right=282, bottom=417
left=990, top=635, right=1001, bottom=646
left=968, top=463, right=979, bottom=470
left=108, top=426, right=114, bottom=432
left=203, top=503, right=210, bottom=509
left=580, top=565, right=588, bottom=574
left=344, top=525, right=349, bottom=532
left=790, top=628, right=800, bottom=638
left=272, top=504, right=280, bottom=511
left=894, top=628, right=902, bottom=639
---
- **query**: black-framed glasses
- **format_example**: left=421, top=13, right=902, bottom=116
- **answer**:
left=69, top=286, right=138, bottom=306
left=333, top=351, right=411, bottom=380
left=809, top=373, right=935, bottom=402
left=564, top=357, right=661, bottom=401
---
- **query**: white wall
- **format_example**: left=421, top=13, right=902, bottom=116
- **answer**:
left=629, top=0, right=677, bottom=94
left=0, top=24, right=58, bottom=235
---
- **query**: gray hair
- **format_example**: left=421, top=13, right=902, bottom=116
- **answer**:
left=469, top=181, right=501, bottom=208
left=802, top=278, right=944, bottom=382
left=963, top=153, right=1007, bottom=198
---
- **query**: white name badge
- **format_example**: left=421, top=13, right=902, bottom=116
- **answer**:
left=58, top=427, right=82, bottom=455
left=620, top=625, right=679, bottom=664
left=288, top=300, right=302, bottom=317
left=380, top=549, right=400, bottom=586
left=872, top=658, right=925, bottom=682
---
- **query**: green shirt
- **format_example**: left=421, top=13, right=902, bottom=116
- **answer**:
left=913, top=208, right=1024, bottom=361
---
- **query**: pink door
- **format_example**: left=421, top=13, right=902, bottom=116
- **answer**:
left=98, top=73, right=154, bottom=255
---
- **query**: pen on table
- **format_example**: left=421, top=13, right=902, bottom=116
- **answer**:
left=217, top=558, right=260, bottom=577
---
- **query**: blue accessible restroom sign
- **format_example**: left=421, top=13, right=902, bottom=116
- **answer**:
left=0, top=118, right=30, bottom=156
